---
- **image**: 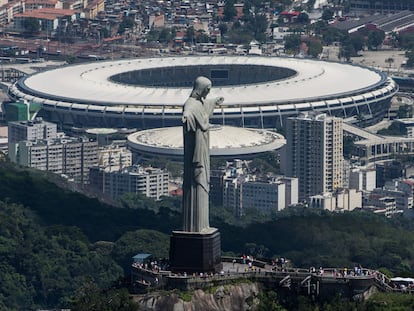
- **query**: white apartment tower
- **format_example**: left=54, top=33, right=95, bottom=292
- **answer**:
left=285, top=112, right=343, bottom=201
left=223, top=175, right=298, bottom=216
left=17, top=137, right=98, bottom=182
left=8, top=118, right=57, bottom=144
left=98, top=145, right=132, bottom=170
left=349, top=166, right=376, bottom=191
left=89, top=165, right=169, bottom=200
left=8, top=118, right=58, bottom=162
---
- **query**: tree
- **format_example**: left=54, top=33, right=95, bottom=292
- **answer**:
left=146, top=29, right=160, bottom=42
left=309, top=20, right=326, bottom=35
left=406, top=50, right=414, bottom=67
left=118, top=17, right=134, bottom=34
left=71, top=282, right=138, bottom=311
left=248, top=14, right=268, bottom=42
left=23, top=17, right=40, bottom=34
left=196, top=31, right=210, bottom=43
left=284, top=34, right=301, bottom=54
left=385, top=57, right=394, bottom=69
left=297, top=12, right=309, bottom=24
left=349, top=33, right=365, bottom=53
left=322, top=8, right=334, bottom=21
left=0, top=199, right=123, bottom=310
left=322, top=27, right=348, bottom=45
left=367, top=30, right=385, bottom=50
left=338, top=43, right=355, bottom=61
left=378, top=122, right=406, bottom=136
left=186, top=26, right=195, bottom=45
left=224, top=0, right=237, bottom=21
left=343, top=136, right=355, bottom=159
left=244, top=243, right=270, bottom=258
left=218, top=23, right=228, bottom=37
left=307, top=39, right=323, bottom=58
left=306, top=0, right=316, bottom=11
left=257, top=291, right=287, bottom=311
left=158, top=28, right=172, bottom=43
left=227, top=28, right=254, bottom=44
left=399, top=32, right=414, bottom=50
left=112, top=229, right=169, bottom=273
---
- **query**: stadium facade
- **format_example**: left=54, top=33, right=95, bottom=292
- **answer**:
left=349, top=0, right=414, bottom=13
left=7, top=56, right=398, bottom=130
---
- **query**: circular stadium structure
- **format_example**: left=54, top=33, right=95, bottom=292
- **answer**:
left=127, top=125, right=286, bottom=159
left=7, top=56, right=398, bottom=129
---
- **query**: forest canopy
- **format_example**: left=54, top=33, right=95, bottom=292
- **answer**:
left=1, top=160, right=414, bottom=309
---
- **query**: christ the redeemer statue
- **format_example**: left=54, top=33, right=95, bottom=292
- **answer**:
left=169, top=76, right=223, bottom=273
left=181, top=76, right=224, bottom=233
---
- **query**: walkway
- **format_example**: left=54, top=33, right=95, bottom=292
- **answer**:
left=130, top=257, right=414, bottom=297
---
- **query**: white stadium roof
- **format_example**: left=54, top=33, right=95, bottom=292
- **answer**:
left=8, top=56, right=397, bottom=129
left=18, top=56, right=383, bottom=106
left=127, top=125, right=286, bottom=158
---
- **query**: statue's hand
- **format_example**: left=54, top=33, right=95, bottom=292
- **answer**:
left=216, top=97, right=224, bottom=105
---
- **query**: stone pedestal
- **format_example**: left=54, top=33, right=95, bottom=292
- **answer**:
left=170, top=228, right=222, bottom=274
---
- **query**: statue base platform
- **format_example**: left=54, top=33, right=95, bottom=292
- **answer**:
left=169, top=228, right=222, bottom=274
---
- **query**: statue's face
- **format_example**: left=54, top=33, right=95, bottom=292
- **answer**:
left=201, top=86, right=211, bottom=99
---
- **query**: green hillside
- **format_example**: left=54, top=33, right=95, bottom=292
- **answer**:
left=1, top=159, right=414, bottom=309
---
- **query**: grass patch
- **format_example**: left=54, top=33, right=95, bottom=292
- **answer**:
left=177, top=291, right=193, bottom=302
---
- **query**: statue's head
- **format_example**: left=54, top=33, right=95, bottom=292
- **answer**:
left=191, top=76, right=212, bottom=99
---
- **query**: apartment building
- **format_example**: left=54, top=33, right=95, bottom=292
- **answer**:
left=8, top=117, right=57, bottom=144
left=8, top=118, right=58, bottom=162
left=89, top=165, right=169, bottom=200
left=97, top=144, right=132, bottom=170
left=16, top=137, right=98, bottom=181
left=349, top=166, right=376, bottom=191
left=285, top=112, right=343, bottom=201
left=223, top=175, right=298, bottom=216
left=309, top=189, right=362, bottom=212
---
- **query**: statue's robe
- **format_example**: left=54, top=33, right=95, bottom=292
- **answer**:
left=182, top=97, right=215, bottom=232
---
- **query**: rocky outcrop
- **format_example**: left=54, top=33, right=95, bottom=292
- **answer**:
left=135, top=282, right=261, bottom=311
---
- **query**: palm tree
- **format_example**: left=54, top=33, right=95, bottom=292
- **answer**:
left=385, top=57, right=394, bottom=71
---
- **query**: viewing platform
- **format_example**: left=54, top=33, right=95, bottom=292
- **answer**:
left=130, top=257, right=412, bottom=300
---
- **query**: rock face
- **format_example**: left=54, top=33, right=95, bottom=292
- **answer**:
left=135, top=282, right=260, bottom=311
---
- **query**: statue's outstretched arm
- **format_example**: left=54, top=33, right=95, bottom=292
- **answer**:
left=205, top=97, right=224, bottom=116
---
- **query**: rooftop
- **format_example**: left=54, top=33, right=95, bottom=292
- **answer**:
left=17, top=56, right=384, bottom=107
left=127, top=125, right=286, bottom=158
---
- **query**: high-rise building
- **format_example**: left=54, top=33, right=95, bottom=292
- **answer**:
left=97, top=145, right=132, bottom=170
left=8, top=117, right=57, bottom=144
left=216, top=160, right=298, bottom=216
left=210, top=169, right=225, bottom=206
left=278, top=176, right=299, bottom=207
left=349, top=166, right=376, bottom=191
left=16, top=137, right=98, bottom=182
left=309, top=189, right=362, bottom=212
left=285, top=112, right=343, bottom=201
left=89, top=165, right=169, bottom=200
left=223, top=177, right=288, bottom=217
left=8, top=118, right=58, bottom=162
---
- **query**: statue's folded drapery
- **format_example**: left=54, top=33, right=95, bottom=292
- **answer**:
left=182, top=77, right=223, bottom=233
